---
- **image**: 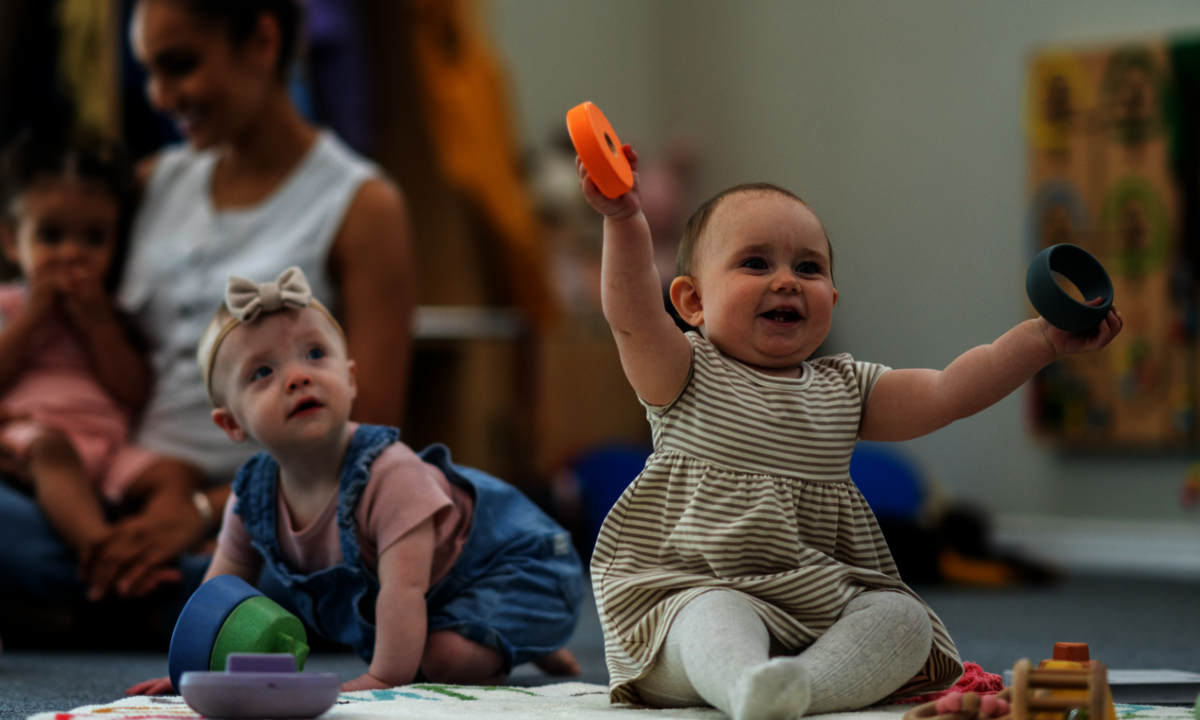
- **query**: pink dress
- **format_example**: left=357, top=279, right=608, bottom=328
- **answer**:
left=0, top=283, right=159, bottom=502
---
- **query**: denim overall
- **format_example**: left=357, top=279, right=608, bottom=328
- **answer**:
left=233, top=424, right=583, bottom=669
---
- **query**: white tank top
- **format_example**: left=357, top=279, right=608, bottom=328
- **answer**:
left=119, top=132, right=377, bottom=480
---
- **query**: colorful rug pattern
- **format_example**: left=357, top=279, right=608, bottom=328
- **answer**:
left=26, top=683, right=1198, bottom=720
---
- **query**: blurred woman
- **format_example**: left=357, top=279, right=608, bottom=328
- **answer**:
left=0, top=0, right=416, bottom=612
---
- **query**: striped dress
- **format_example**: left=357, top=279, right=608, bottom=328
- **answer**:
left=590, top=332, right=963, bottom=705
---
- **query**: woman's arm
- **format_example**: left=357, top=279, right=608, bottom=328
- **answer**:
left=581, top=148, right=691, bottom=406
left=860, top=312, right=1122, bottom=442
left=328, top=178, right=416, bottom=427
left=341, top=517, right=435, bottom=691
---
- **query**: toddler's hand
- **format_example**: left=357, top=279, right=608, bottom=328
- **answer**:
left=1039, top=302, right=1123, bottom=357
left=59, top=268, right=113, bottom=330
left=341, top=672, right=393, bottom=692
left=25, top=268, right=63, bottom=320
left=577, top=145, right=642, bottom=221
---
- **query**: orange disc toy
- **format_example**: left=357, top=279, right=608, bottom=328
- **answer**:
left=567, top=101, right=634, bottom=199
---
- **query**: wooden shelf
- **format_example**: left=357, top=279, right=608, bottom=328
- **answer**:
left=413, top=306, right=527, bottom=341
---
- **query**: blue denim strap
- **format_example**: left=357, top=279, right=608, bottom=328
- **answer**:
left=334, top=424, right=399, bottom=567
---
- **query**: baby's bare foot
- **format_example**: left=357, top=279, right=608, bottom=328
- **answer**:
left=534, top=648, right=580, bottom=676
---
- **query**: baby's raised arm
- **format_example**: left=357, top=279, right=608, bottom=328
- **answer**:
left=578, top=148, right=691, bottom=406
left=860, top=310, right=1122, bottom=442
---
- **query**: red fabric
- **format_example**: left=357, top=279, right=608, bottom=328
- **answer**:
left=896, top=662, right=1005, bottom=704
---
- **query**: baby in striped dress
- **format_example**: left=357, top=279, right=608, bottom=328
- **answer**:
left=577, top=148, right=1122, bottom=720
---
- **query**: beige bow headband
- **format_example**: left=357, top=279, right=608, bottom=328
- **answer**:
left=197, top=266, right=345, bottom=402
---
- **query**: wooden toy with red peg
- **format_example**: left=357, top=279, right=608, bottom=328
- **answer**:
left=903, top=643, right=1115, bottom=720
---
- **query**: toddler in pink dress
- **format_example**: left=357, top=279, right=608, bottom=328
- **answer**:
left=0, top=132, right=204, bottom=602
left=0, top=285, right=160, bottom=503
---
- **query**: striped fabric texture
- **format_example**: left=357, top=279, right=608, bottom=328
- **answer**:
left=591, top=332, right=963, bottom=705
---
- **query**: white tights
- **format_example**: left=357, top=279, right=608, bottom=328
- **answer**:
left=634, top=589, right=933, bottom=720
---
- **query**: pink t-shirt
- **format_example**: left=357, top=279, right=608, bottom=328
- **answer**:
left=0, top=283, right=159, bottom=501
left=217, top=440, right=474, bottom=583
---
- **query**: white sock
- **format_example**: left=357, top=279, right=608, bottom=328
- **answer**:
left=728, top=654, right=812, bottom=720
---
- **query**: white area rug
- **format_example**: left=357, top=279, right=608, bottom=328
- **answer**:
left=26, top=683, right=1196, bottom=720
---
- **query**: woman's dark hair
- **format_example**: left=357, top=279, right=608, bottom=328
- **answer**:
left=146, top=0, right=303, bottom=79
left=0, top=130, right=136, bottom=292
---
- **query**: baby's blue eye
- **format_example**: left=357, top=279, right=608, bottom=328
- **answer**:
left=797, top=261, right=821, bottom=274
left=306, top=347, right=325, bottom=361
left=251, top=366, right=273, bottom=382
left=742, top=257, right=768, bottom=270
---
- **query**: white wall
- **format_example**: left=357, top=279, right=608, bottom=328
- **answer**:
left=488, top=1, right=1200, bottom=526
left=485, top=0, right=667, bottom=156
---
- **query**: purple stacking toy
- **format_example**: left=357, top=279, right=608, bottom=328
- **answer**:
left=180, top=653, right=340, bottom=719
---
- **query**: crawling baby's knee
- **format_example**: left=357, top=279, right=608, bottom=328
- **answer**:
left=420, top=630, right=506, bottom=684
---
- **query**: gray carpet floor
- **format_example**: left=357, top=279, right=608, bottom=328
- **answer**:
left=2, top=574, right=1197, bottom=719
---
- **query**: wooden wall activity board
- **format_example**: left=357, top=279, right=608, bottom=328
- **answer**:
left=1028, top=38, right=1200, bottom=447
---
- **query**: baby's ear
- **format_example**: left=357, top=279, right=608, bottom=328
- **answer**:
left=212, top=408, right=249, bottom=443
left=670, top=276, right=704, bottom=327
left=346, top=359, right=357, bottom=400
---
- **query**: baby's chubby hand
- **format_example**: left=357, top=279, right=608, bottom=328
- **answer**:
left=577, top=145, right=642, bottom=221
left=1038, top=300, right=1123, bottom=357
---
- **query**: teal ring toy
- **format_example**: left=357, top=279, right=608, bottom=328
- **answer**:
left=169, top=575, right=261, bottom=691
left=1026, top=244, right=1114, bottom=333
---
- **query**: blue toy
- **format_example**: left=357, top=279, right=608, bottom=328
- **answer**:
left=168, top=575, right=310, bottom=691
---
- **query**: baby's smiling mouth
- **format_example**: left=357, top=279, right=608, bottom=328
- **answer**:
left=760, top=308, right=802, bottom=323
left=289, top=398, right=324, bottom=418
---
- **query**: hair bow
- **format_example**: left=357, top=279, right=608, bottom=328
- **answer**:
left=197, top=266, right=345, bottom=404
left=225, top=266, right=312, bottom=322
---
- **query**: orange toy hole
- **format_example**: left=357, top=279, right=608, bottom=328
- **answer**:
left=567, top=101, right=634, bottom=199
